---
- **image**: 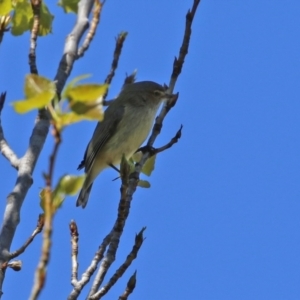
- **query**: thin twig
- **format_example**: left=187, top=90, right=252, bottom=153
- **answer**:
left=104, top=32, right=128, bottom=85
left=141, top=0, right=200, bottom=160
left=0, top=92, right=5, bottom=113
left=9, top=214, right=44, bottom=260
left=0, top=92, right=19, bottom=169
left=138, top=125, right=183, bottom=156
left=29, top=0, right=41, bottom=74
left=169, top=0, right=201, bottom=91
left=87, top=157, right=132, bottom=297
left=29, top=126, right=61, bottom=300
left=154, top=125, right=182, bottom=154
left=77, top=0, right=104, bottom=58
left=91, top=229, right=145, bottom=299
left=70, top=220, right=79, bottom=286
left=0, top=0, right=96, bottom=296
left=54, top=0, right=95, bottom=96
left=102, top=31, right=128, bottom=103
left=68, top=232, right=112, bottom=299
left=118, top=271, right=137, bottom=300
left=78, top=2, right=200, bottom=298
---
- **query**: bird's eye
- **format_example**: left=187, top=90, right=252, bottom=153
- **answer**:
left=154, top=90, right=161, bottom=96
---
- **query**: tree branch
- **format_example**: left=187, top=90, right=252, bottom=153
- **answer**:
left=90, top=229, right=145, bottom=299
left=69, top=220, right=79, bottom=286
left=9, top=214, right=44, bottom=260
left=87, top=158, right=132, bottom=297
left=54, top=0, right=95, bottom=96
left=0, top=0, right=98, bottom=295
left=138, top=124, right=183, bottom=156
left=29, top=0, right=41, bottom=75
left=0, top=92, right=19, bottom=169
left=104, top=32, right=128, bottom=86
left=102, top=31, right=128, bottom=104
left=29, top=125, right=61, bottom=300
left=169, top=0, right=201, bottom=91
left=77, top=0, right=104, bottom=58
left=68, top=232, right=112, bottom=299
left=118, top=271, right=137, bottom=300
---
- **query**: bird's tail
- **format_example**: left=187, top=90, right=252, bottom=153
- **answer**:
left=76, top=183, right=93, bottom=208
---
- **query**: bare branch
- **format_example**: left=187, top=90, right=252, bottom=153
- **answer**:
left=30, top=125, right=61, bottom=300
left=104, top=32, right=128, bottom=86
left=29, top=0, right=41, bottom=74
left=0, top=109, right=50, bottom=295
left=77, top=0, right=104, bottom=58
left=9, top=214, right=44, bottom=259
left=70, top=220, right=79, bottom=286
left=137, top=0, right=200, bottom=170
left=138, top=124, right=183, bottom=156
left=0, top=92, right=19, bottom=169
left=0, top=92, right=5, bottom=113
left=54, top=0, right=95, bottom=96
left=169, top=0, right=201, bottom=91
left=102, top=31, right=128, bottom=104
left=118, top=271, right=137, bottom=300
left=119, top=5, right=201, bottom=271
left=0, top=0, right=98, bottom=295
left=87, top=158, right=132, bottom=297
left=91, top=229, right=145, bottom=299
left=68, top=232, right=112, bottom=299
left=154, top=125, right=182, bottom=154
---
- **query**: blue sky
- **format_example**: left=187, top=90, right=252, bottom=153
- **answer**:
left=0, top=0, right=300, bottom=299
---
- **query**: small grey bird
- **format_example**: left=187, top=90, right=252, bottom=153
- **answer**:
left=76, top=81, right=173, bottom=208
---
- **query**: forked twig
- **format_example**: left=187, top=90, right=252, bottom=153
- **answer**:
left=9, top=214, right=44, bottom=260
left=90, top=229, right=145, bottom=299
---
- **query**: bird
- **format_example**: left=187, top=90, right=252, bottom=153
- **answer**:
left=76, top=81, right=173, bottom=208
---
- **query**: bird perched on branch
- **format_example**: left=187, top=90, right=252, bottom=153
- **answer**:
left=76, top=81, right=174, bottom=208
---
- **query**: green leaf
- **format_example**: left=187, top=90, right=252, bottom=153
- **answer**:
left=70, top=100, right=104, bottom=119
left=57, top=0, right=79, bottom=14
left=39, top=188, right=54, bottom=212
left=11, top=0, right=32, bottom=36
left=38, top=2, right=54, bottom=36
left=52, top=174, right=85, bottom=210
left=138, top=180, right=151, bottom=188
left=11, top=0, right=53, bottom=36
left=39, top=175, right=85, bottom=212
left=54, top=108, right=104, bottom=130
left=0, top=0, right=12, bottom=15
left=56, top=174, right=85, bottom=196
left=24, top=74, right=56, bottom=98
left=66, top=84, right=108, bottom=103
left=142, top=155, right=156, bottom=176
left=131, top=152, right=156, bottom=176
left=63, top=74, right=91, bottom=94
left=11, top=74, right=56, bottom=113
left=12, top=90, right=54, bottom=113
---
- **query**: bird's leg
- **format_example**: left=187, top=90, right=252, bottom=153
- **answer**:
left=136, top=145, right=156, bottom=156
left=108, top=163, right=121, bottom=181
left=108, top=163, right=120, bottom=173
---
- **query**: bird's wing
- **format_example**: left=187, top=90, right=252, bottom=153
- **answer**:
left=78, top=103, right=125, bottom=172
